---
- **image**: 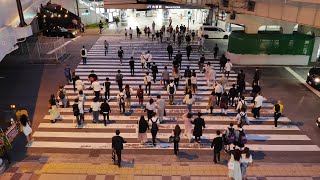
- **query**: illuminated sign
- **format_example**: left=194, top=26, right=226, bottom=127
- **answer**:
left=146, top=5, right=181, bottom=9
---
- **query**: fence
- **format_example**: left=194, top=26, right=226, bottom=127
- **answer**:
left=228, top=32, right=315, bottom=57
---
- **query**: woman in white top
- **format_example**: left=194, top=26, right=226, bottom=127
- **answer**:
left=241, top=147, right=253, bottom=180
left=182, top=112, right=193, bottom=142
left=224, top=59, right=233, bottom=78
left=228, top=149, right=242, bottom=180
left=140, top=52, right=146, bottom=69
left=191, top=73, right=197, bottom=94
left=20, top=114, right=33, bottom=145
left=90, top=97, right=100, bottom=123
left=146, top=98, right=156, bottom=120
left=75, top=78, right=85, bottom=92
left=236, top=96, right=246, bottom=112
left=208, top=68, right=216, bottom=87
left=183, top=91, right=195, bottom=113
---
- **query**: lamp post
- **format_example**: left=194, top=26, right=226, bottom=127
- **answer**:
left=16, top=0, right=27, bottom=27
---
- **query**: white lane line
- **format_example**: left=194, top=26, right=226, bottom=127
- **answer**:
left=33, top=131, right=310, bottom=141
left=284, top=67, right=320, bottom=98
left=28, top=141, right=320, bottom=151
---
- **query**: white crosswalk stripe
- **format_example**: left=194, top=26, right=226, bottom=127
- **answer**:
left=28, top=36, right=320, bottom=157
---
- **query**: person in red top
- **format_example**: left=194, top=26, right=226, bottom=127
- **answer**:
left=136, top=85, right=144, bottom=108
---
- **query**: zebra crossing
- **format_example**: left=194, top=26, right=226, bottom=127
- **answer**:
left=28, top=36, right=320, bottom=161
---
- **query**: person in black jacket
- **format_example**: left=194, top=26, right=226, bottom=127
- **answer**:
left=104, top=78, right=111, bottom=100
left=73, top=98, right=81, bottom=126
left=129, top=56, right=135, bottom=76
left=184, top=66, right=192, bottom=79
left=228, top=84, right=237, bottom=106
left=100, top=99, right=111, bottom=126
left=186, top=44, right=192, bottom=60
left=172, top=124, right=181, bottom=155
left=211, top=130, right=223, bottom=163
left=167, top=43, right=173, bottom=60
left=151, top=62, right=158, bottom=83
left=112, top=130, right=126, bottom=167
left=138, top=116, right=149, bottom=144
left=175, top=51, right=183, bottom=69
left=192, top=112, right=205, bottom=142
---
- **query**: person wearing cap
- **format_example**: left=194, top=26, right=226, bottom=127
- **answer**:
left=273, top=100, right=283, bottom=127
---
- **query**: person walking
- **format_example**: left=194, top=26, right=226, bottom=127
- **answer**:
left=273, top=100, right=283, bottom=127
left=167, top=80, right=176, bottom=105
left=151, top=62, right=158, bottom=83
left=183, top=91, right=195, bottom=113
left=228, top=84, right=237, bottom=106
left=57, top=85, right=68, bottom=108
left=207, top=91, right=215, bottom=114
left=149, top=113, right=160, bottom=146
left=100, top=99, right=111, bottom=126
left=191, top=72, right=197, bottom=94
left=198, top=54, right=205, bottom=73
left=71, top=72, right=77, bottom=92
left=235, top=127, right=247, bottom=150
left=191, top=30, right=195, bottom=41
left=186, top=44, right=192, bottom=60
left=144, top=72, right=152, bottom=96
left=192, top=112, right=205, bottom=143
left=136, top=85, right=144, bottom=108
left=185, top=33, right=191, bottom=45
left=90, top=97, right=100, bottom=123
left=129, top=27, right=133, bottom=39
left=184, top=66, right=192, bottom=79
left=103, top=78, right=111, bottom=100
left=136, top=26, right=140, bottom=38
left=75, top=76, right=85, bottom=92
left=156, top=95, right=166, bottom=123
left=118, top=46, right=124, bottom=65
left=182, top=113, right=193, bottom=142
left=219, top=54, right=227, bottom=72
left=124, top=84, right=133, bottom=108
left=241, top=147, right=253, bottom=180
left=124, top=28, right=127, bottom=39
left=81, top=46, right=87, bottom=65
left=253, top=67, right=261, bottom=86
left=140, top=52, right=146, bottom=69
left=104, top=40, right=109, bottom=56
left=228, top=149, right=242, bottom=180
left=146, top=98, right=156, bottom=120
left=78, top=90, right=86, bottom=123
left=138, top=116, right=149, bottom=144
left=145, top=51, right=152, bottom=69
left=147, top=27, right=151, bottom=38
left=236, top=96, right=247, bottom=113
left=173, top=68, right=180, bottom=89
left=167, top=43, right=173, bottom=60
left=172, top=125, right=181, bottom=155
left=211, top=130, right=223, bottom=163
left=213, top=44, right=219, bottom=59
left=20, top=114, right=33, bottom=145
left=73, top=98, right=82, bottom=127
left=91, top=80, right=101, bottom=100
left=129, top=56, right=135, bottom=76
left=175, top=51, right=183, bottom=70
left=223, top=123, right=235, bottom=152
left=64, top=65, right=72, bottom=84
left=224, top=59, right=233, bottom=78
left=215, top=82, right=224, bottom=106
left=88, top=70, right=98, bottom=87
left=116, top=70, right=123, bottom=91
left=112, top=130, right=126, bottom=167
left=220, top=92, right=229, bottom=115
left=162, top=66, right=170, bottom=89
left=117, top=89, right=126, bottom=114
left=99, top=20, right=103, bottom=34
left=253, top=92, right=265, bottom=119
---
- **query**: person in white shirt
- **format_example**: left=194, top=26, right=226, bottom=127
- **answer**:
left=224, top=59, right=233, bottom=78
left=156, top=95, right=166, bottom=122
left=167, top=80, right=176, bottom=105
left=253, top=92, right=265, bottom=118
left=124, top=28, right=127, bottom=39
left=129, top=27, right=133, bottom=39
left=117, top=89, right=126, bottom=114
left=90, top=97, right=100, bottom=123
left=140, top=52, right=146, bottom=69
left=80, top=46, right=87, bottom=65
left=214, top=82, right=224, bottom=106
left=75, top=78, right=85, bottom=92
left=145, top=51, right=152, bottom=69
left=91, top=80, right=101, bottom=100
left=240, top=147, right=253, bottom=180
left=146, top=98, right=156, bottom=120
left=144, top=72, right=152, bottom=96
left=183, top=91, right=195, bottom=113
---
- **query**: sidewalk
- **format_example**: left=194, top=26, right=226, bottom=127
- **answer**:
left=1, top=154, right=320, bottom=180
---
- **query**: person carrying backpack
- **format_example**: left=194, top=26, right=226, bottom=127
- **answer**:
left=223, top=123, right=235, bottom=153
left=136, top=85, right=144, bottom=108
left=80, top=46, right=87, bottom=65
left=64, top=65, right=72, bottom=84
left=235, top=108, right=249, bottom=127
left=100, top=99, right=111, bottom=126
left=149, top=113, right=160, bottom=146
left=167, top=80, right=176, bottom=105
left=273, top=100, right=283, bottom=127
left=117, top=89, right=126, bottom=114
left=118, top=46, right=124, bottom=65
left=235, top=128, right=247, bottom=150
left=57, top=85, right=68, bottom=108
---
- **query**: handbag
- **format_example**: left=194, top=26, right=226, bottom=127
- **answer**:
left=169, top=136, right=174, bottom=143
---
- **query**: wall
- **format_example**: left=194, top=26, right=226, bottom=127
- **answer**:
left=226, top=53, right=310, bottom=66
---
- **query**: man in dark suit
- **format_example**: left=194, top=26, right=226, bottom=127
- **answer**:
left=112, top=130, right=126, bottom=167
left=211, top=130, right=223, bottom=163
